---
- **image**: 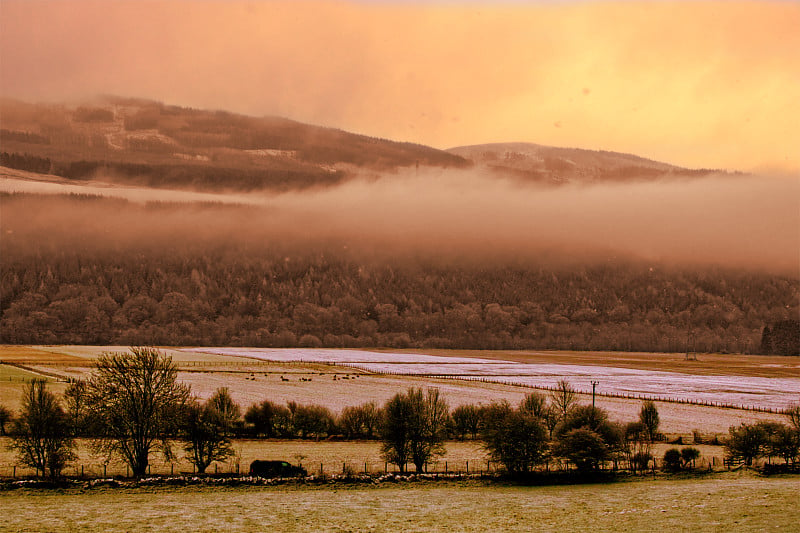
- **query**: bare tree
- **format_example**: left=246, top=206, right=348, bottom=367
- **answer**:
left=182, top=390, right=238, bottom=474
left=339, top=401, right=383, bottom=440
left=451, top=404, right=481, bottom=440
left=206, top=387, right=241, bottom=435
left=549, top=380, right=577, bottom=422
left=381, top=388, right=449, bottom=473
left=410, top=388, right=449, bottom=472
left=639, top=400, right=660, bottom=443
left=63, top=380, right=91, bottom=437
left=87, top=347, right=190, bottom=477
left=0, top=403, right=12, bottom=436
left=786, top=405, right=800, bottom=434
left=519, top=392, right=549, bottom=418
left=381, top=392, right=413, bottom=472
left=10, top=379, right=75, bottom=478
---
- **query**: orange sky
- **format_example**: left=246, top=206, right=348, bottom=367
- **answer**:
left=1, top=0, right=798, bottom=172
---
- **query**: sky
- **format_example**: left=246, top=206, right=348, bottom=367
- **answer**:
left=1, top=0, right=798, bottom=172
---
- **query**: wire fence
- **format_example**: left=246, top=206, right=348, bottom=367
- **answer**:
left=332, top=362, right=790, bottom=414
left=0, top=455, right=738, bottom=480
left=3, top=359, right=793, bottom=413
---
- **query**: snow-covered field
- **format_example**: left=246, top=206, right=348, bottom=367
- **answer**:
left=189, top=348, right=500, bottom=364
left=186, top=348, right=800, bottom=411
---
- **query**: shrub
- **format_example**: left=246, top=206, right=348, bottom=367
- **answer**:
left=632, top=451, right=653, bottom=473
left=662, top=448, right=683, bottom=472
left=481, top=409, right=549, bottom=476
left=725, top=423, right=768, bottom=466
left=681, top=447, right=701, bottom=469
left=554, top=428, right=610, bottom=473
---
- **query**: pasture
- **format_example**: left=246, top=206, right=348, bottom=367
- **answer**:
left=0, top=472, right=798, bottom=532
left=0, top=345, right=790, bottom=434
left=193, top=347, right=800, bottom=411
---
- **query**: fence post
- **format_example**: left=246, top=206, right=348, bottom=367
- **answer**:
left=444, top=461, right=447, bottom=473
left=466, top=460, right=469, bottom=474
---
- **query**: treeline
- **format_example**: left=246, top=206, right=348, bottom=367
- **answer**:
left=0, top=129, right=50, bottom=145
left=3, top=349, right=798, bottom=479
left=2, top=243, right=797, bottom=352
left=0, top=242, right=799, bottom=353
left=760, top=320, right=800, bottom=356
left=50, top=159, right=347, bottom=192
left=1, top=152, right=52, bottom=174
left=0, top=149, right=347, bottom=191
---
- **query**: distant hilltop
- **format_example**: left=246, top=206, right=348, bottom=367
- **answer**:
left=447, top=142, right=725, bottom=186
left=0, top=96, right=467, bottom=193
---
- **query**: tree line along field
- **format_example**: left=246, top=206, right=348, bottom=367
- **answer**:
left=1, top=473, right=798, bottom=532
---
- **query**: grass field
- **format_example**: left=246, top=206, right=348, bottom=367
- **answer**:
left=0, top=472, right=797, bottom=532
left=0, top=364, right=53, bottom=382
left=380, top=348, right=800, bottom=379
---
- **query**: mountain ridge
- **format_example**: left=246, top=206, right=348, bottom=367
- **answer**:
left=2, top=97, right=727, bottom=192
left=447, top=142, right=723, bottom=185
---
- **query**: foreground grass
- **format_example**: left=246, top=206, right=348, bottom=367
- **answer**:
left=0, top=472, right=797, bottom=532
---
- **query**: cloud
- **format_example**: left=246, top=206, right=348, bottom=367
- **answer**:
left=4, top=169, right=798, bottom=274
left=1, top=0, right=798, bottom=172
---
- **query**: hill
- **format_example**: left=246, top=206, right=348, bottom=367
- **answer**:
left=0, top=97, right=468, bottom=192
left=448, top=142, right=721, bottom=185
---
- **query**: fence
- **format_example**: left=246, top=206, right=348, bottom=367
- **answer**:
left=0, top=458, right=497, bottom=480
left=0, top=454, right=749, bottom=481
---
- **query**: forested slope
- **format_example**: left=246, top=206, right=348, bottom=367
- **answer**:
left=3, top=209, right=796, bottom=353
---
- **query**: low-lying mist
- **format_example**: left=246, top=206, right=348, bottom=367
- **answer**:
left=2, top=168, right=798, bottom=274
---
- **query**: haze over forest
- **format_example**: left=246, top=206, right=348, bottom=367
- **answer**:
left=0, top=1, right=798, bottom=354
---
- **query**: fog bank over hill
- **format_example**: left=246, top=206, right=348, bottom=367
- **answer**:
left=3, top=167, right=797, bottom=275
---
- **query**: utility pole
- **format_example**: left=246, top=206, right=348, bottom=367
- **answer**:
left=591, top=380, right=599, bottom=408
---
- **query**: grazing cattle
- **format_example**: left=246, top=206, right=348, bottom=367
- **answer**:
left=249, top=460, right=307, bottom=478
